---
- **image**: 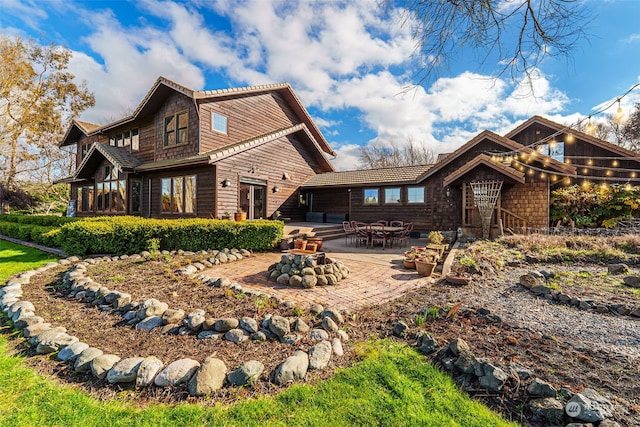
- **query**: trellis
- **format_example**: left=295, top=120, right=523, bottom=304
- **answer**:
left=469, top=180, right=503, bottom=238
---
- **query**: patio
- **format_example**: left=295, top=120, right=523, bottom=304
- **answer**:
left=201, top=231, right=437, bottom=311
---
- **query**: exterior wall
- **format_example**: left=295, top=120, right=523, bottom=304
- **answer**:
left=153, top=92, right=200, bottom=162
left=215, top=134, right=320, bottom=219
left=199, top=92, right=298, bottom=154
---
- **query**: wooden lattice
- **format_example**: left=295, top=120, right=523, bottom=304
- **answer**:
left=470, top=180, right=503, bottom=238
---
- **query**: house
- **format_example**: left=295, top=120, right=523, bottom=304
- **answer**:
left=58, top=77, right=336, bottom=220
left=302, top=116, right=640, bottom=237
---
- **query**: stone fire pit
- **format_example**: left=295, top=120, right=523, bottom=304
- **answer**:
left=268, top=254, right=350, bottom=288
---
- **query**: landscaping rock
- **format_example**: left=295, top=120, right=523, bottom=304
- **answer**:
left=320, top=308, right=344, bottom=324
left=454, top=350, right=479, bottom=374
left=416, top=332, right=439, bottom=355
left=519, top=274, right=540, bottom=289
left=527, top=378, right=557, bottom=397
left=36, top=332, right=79, bottom=354
left=631, top=306, right=640, bottom=317
left=274, top=350, right=309, bottom=385
left=309, top=340, right=332, bottom=370
left=188, top=357, right=227, bottom=396
left=268, top=315, right=290, bottom=337
left=322, top=316, right=339, bottom=333
left=301, top=275, right=317, bottom=289
left=239, top=316, right=259, bottom=333
left=91, top=354, right=121, bottom=379
left=608, top=263, right=630, bottom=275
left=185, top=309, right=206, bottom=331
left=154, top=359, right=200, bottom=387
left=448, top=338, right=470, bottom=356
left=309, top=303, right=324, bottom=314
left=58, top=342, right=89, bottom=362
left=332, top=338, right=344, bottom=357
left=136, top=316, right=164, bottom=331
left=279, top=334, right=301, bottom=345
left=161, top=309, right=186, bottom=325
left=107, top=357, right=145, bottom=383
left=528, top=397, right=564, bottom=425
left=251, top=331, right=267, bottom=341
left=310, top=329, right=329, bottom=341
left=567, top=388, right=614, bottom=422
left=198, top=330, right=221, bottom=340
left=214, top=318, right=239, bottom=332
left=478, top=363, right=508, bottom=392
left=136, top=356, right=164, bottom=387
left=531, top=285, right=551, bottom=296
left=509, top=362, right=532, bottom=380
left=225, top=328, right=248, bottom=343
left=623, top=275, right=640, bottom=288
left=292, top=318, right=310, bottom=333
left=138, top=299, right=168, bottom=318
left=227, top=360, right=264, bottom=386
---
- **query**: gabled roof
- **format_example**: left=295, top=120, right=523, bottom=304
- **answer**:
left=506, top=115, right=640, bottom=161
left=134, top=124, right=333, bottom=173
left=59, top=119, right=102, bottom=147
left=442, top=154, right=525, bottom=187
left=74, top=143, right=141, bottom=179
left=301, top=164, right=433, bottom=188
left=418, top=130, right=574, bottom=183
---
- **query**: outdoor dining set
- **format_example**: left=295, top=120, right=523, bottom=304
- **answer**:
left=342, top=220, right=413, bottom=249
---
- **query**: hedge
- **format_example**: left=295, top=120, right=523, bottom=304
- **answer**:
left=0, top=221, right=62, bottom=247
left=0, top=214, right=79, bottom=227
left=57, top=217, right=284, bottom=255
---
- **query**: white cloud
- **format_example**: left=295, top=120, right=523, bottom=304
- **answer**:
left=329, top=143, right=362, bottom=171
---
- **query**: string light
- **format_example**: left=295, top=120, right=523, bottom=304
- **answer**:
left=585, top=116, right=596, bottom=135
left=614, top=99, right=625, bottom=124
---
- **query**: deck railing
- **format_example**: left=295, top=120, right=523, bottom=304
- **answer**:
left=500, top=208, right=528, bottom=235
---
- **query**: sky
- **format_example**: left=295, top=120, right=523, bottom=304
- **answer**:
left=1, top=0, right=639, bottom=171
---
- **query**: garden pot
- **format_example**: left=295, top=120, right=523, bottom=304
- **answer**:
left=415, top=260, right=436, bottom=277
left=293, top=240, right=307, bottom=250
left=306, top=242, right=318, bottom=252
left=403, top=259, right=416, bottom=269
left=234, top=212, right=247, bottom=221
left=306, top=237, right=323, bottom=251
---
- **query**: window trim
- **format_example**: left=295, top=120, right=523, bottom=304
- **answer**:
left=211, top=112, right=228, bottom=135
left=164, top=110, right=189, bottom=147
left=161, top=175, right=197, bottom=215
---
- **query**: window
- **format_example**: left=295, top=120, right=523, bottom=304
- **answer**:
left=212, top=112, right=228, bottom=134
left=97, top=165, right=126, bottom=213
left=161, top=175, right=196, bottom=214
left=123, top=130, right=131, bottom=147
left=76, top=185, right=94, bottom=212
left=131, top=180, right=142, bottom=213
left=81, top=144, right=88, bottom=159
left=364, top=188, right=379, bottom=205
left=384, top=188, right=401, bottom=204
left=164, top=111, right=188, bottom=147
left=108, top=128, right=139, bottom=152
left=131, top=128, right=139, bottom=151
left=407, top=187, right=425, bottom=203
left=538, top=142, right=564, bottom=163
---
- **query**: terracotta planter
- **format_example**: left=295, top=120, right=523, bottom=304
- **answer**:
left=306, top=237, right=323, bottom=251
left=234, top=212, right=247, bottom=221
left=293, top=240, right=307, bottom=250
left=415, top=259, right=436, bottom=277
left=306, top=242, right=318, bottom=252
left=403, top=259, right=416, bottom=269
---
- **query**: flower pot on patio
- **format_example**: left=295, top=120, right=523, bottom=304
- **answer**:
left=234, top=211, right=247, bottom=221
left=306, top=242, right=318, bottom=252
left=306, top=237, right=323, bottom=251
left=293, top=239, right=307, bottom=250
left=415, top=259, right=436, bottom=277
left=403, top=259, right=416, bottom=269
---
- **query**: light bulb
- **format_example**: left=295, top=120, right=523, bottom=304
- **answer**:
left=614, top=100, right=624, bottom=124
left=585, top=117, right=596, bottom=135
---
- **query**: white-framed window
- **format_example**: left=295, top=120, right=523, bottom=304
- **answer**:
left=212, top=112, right=228, bottom=134
left=407, top=186, right=425, bottom=203
left=384, top=188, right=401, bottom=204
left=364, top=188, right=379, bottom=205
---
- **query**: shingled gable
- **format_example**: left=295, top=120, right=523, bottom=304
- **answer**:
left=506, top=115, right=640, bottom=161
left=443, top=153, right=526, bottom=187
left=59, top=119, right=102, bottom=147
left=74, top=143, right=141, bottom=179
left=135, top=123, right=333, bottom=173
left=417, top=130, right=575, bottom=183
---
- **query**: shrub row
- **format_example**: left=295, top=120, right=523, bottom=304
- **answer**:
left=0, top=221, right=62, bottom=248
left=0, top=213, right=79, bottom=227
left=57, top=216, right=284, bottom=255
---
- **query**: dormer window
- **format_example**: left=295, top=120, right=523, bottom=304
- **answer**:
left=212, top=112, right=228, bottom=134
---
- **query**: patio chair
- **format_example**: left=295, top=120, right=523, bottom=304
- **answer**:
left=375, top=220, right=389, bottom=226
left=342, top=220, right=355, bottom=245
left=354, top=222, right=370, bottom=248
left=370, top=223, right=389, bottom=249
left=393, top=223, right=412, bottom=248
left=390, top=220, right=403, bottom=227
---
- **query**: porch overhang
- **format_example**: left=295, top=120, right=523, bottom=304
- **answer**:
left=443, top=154, right=525, bottom=187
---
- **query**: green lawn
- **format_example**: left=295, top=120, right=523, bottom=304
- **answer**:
left=0, top=240, right=516, bottom=427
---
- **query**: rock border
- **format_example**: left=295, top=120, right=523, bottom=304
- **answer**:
left=1, top=249, right=351, bottom=396
left=518, top=268, right=640, bottom=318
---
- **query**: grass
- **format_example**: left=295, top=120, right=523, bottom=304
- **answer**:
left=0, top=241, right=516, bottom=427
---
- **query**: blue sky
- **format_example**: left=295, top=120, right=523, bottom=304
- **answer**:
left=2, top=0, right=639, bottom=170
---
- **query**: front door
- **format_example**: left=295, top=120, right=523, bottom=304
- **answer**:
left=239, top=178, right=266, bottom=219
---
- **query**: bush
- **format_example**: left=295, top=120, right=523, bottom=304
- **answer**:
left=0, top=220, right=60, bottom=247
left=57, top=217, right=283, bottom=256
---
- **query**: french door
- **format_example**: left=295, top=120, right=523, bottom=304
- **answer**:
left=239, top=177, right=266, bottom=219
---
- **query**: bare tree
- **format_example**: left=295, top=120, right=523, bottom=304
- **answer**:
left=621, top=102, right=640, bottom=152
left=400, top=0, right=591, bottom=88
left=358, top=137, right=436, bottom=169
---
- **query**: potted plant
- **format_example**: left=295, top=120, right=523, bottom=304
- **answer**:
left=427, top=230, right=446, bottom=258
left=306, top=235, right=323, bottom=251
left=222, top=211, right=233, bottom=220
left=293, top=233, right=307, bottom=250
left=234, top=208, right=247, bottom=221
left=414, top=250, right=439, bottom=277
